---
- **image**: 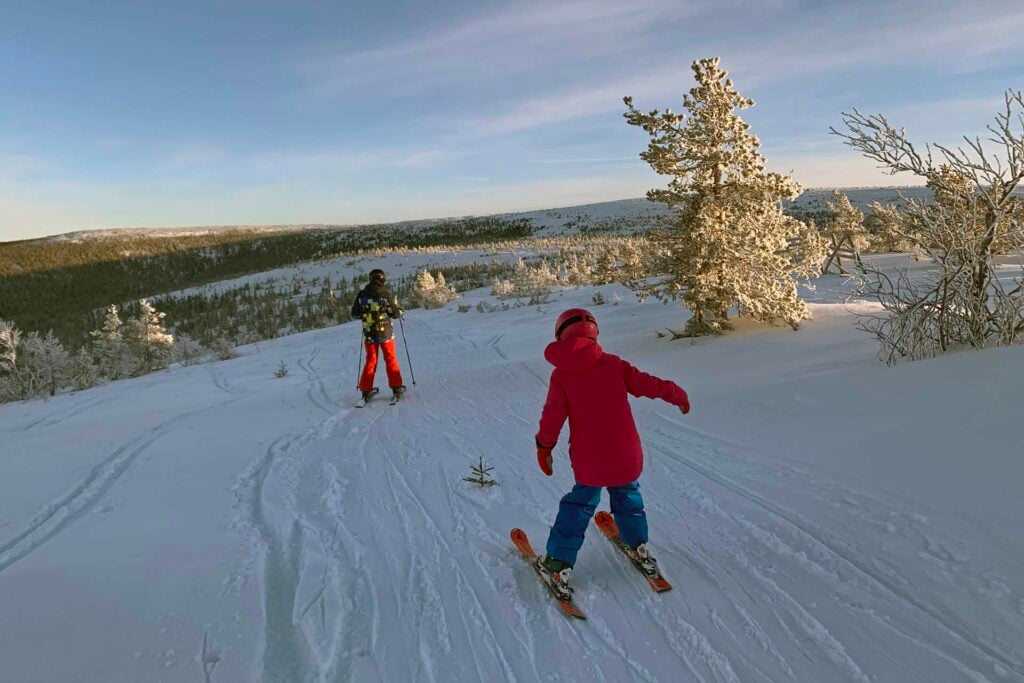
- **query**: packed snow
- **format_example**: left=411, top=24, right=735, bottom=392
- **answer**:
left=1, top=276, right=1023, bottom=682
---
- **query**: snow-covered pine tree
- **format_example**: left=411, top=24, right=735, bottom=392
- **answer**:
left=490, top=276, right=514, bottom=299
left=91, top=304, right=132, bottom=379
left=624, top=57, right=825, bottom=335
left=124, top=299, right=174, bottom=374
left=822, top=191, right=869, bottom=274
left=435, top=272, right=456, bottom=302
left=416, top=270, right=437, bottom=298
left=511, top=259, right=559, bottom=299
left=864, top=202, right=915, bottom=254
left=68, top=347, right=102, bottom=391
left=413, top=270, right=458, bottom=309
left=36, top=332, right=71, bottom=397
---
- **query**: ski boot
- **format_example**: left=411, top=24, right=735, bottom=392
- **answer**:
left=626, top=543, right=659, bottom=576
left=356, top=387, right=379, bottom=407
left=390, top=385, right=406, bottom=404
left=537, top=555, right=574, bottom=600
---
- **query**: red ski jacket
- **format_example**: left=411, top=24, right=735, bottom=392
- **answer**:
left=536, top=337, right=688, bottom=487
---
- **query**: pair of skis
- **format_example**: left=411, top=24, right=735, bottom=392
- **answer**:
left=511, top=511, right=672, bottom=620
left=355, top=387, right=405, bottom=408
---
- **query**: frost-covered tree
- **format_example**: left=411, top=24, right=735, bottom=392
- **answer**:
left=124, top=299, right=174, bottom=374
left=864, top=202, right=915, bottom=254
left=624, top=57, right=825, bottom=335
left=68, top=348, right=102, bottom=391
left=0, top=319, right=19, bottom=372
left=26, top=332, right=71, bottom=397
left=0, top=331, right=68, bottom=400
left=172, top=334, right=204, bottom=366
left=511, top=259, right=559, bottom=298
left=91, top=304, right=132, bottom=379
left=822, top=191, right=869, bottom=274
left=559, top=251, right=594, bottom=287
left=926, top=165, right=1021, bottom=254
left=833, top=90, right=1024, bottom=362
left=490, top=277, right=515, bottom=299
left=414, top=270, right=459, bottom=309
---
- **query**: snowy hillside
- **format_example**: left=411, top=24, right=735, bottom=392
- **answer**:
left=2, top=276, right=1022, bottom=682
left=34, top=188, right=941, bottom=245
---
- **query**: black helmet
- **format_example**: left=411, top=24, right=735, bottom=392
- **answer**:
left=369, top=269, right=386, bottom=284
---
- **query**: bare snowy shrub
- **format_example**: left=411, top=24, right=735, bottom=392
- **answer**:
left=476, top=301, right=499, bottom=313
left=592, top=290, right=606, bottom=305
left=457, top=303, right=472, bottom=313
left=208, top=337, right=237, bottom=361
left=274, top=361, right=289, bottom=378
left=173, top=334, right=205, bottom=366
left=834, top=90, right=1024, bottom=363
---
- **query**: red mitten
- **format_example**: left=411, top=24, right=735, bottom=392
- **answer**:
left=536, top=446, right=553, bottom=476
left=678, top=389, right=691, bottom=415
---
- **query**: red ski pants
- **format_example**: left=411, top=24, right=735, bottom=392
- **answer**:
left=359, top=339, right=404, bottom=392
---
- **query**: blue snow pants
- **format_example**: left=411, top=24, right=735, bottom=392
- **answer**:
left=545, top=481, right=647, bottom=566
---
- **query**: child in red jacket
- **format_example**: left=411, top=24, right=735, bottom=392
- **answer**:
left=535, top=308, right=689, bottom=588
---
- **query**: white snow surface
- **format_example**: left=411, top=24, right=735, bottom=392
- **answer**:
left=2, top=284, right=1023, bottom=682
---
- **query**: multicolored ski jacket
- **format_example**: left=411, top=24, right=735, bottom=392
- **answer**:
left=351, top=283, right=403, bottom=343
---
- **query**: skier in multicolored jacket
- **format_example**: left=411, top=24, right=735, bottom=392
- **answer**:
left=535, top=308, right=690, bottom=589
left=351, top=269, right=406, bottom=402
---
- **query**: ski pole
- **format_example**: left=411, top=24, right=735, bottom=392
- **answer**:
left=355, top=331, right=364, bottom=390
left=398, top=316, right=416, bottom=386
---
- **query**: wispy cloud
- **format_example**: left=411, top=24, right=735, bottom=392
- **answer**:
left=243, top=146, right=452, bottom=176
left=530, top=157, right=636, bottom=165
left=299, top=0, right=692, bottom=97
left=727, top=2, right=1024, bottom=88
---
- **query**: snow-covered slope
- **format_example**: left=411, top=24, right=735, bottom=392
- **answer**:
left=1, top=284, right=1022, bottom=682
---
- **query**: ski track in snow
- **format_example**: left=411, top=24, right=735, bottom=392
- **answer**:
left=643, top=413, right=1024, bottom=682
left=13, top=394, right=109, bottom=432
left=0, top=398, right=239, bottom=575
left=4, top=289, right=1023, bottom=682
left=235, top=320, right=901, bottom=683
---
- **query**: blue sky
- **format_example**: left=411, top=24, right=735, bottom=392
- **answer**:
left=2, top=0, right=1023, bottom=240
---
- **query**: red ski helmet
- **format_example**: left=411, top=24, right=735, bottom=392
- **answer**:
left=555, top=308, right=599, bottom=340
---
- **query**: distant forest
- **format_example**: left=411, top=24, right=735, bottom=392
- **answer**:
left=0, top=217, right=533, bottom=346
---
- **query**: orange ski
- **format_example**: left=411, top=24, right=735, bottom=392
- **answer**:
left=510, top=528, right=586, bottom=620
left=594, top=511, right=672, bottom=593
